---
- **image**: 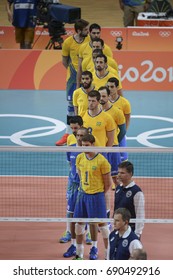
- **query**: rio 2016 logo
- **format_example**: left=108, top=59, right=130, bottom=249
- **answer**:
left=118, top=60, right=173, bottom=82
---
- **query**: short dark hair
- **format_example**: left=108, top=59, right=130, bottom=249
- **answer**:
left=114, top=208, right=131, bottom=222
left=88, top=90, right=100, bottom=101
left=92, top=49, right=103, bottom=55
left=82, top=71, right=93, bottom=79
left=77, top=127, right=88, bottom=135
left=96, top=53, right=107, bottom=63
left=92, top=38, right=104, bottom=47
left=82, top=133, right=95, bottom=144
left=74, top=19, right=89, bottom=32
left=89, top=23, right=101, bottom=32
left=69, top=115, right=83, bottom=126
left=107, top=77, right=119, bottom=87
left=118, top=161, right=134, bottom=176
left=98, top=86, right=110, bottom=95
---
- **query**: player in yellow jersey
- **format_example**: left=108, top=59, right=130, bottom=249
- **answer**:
left=73, top=134, right=113, bottom=260
left=60, top=116, right=92, bottom=249
left=82, top=48, right=118, bottom=74
left=92, top=54, right=123, bottom=96
left=77, top=23, right=113, bottom=88
left=91, top=38, right=118, bottom=71
left=55, top=19, right=90, bottom=146
left=73, top=71, right=95, bottom=118
left=99, top=86, right=126, bottom=188
left=107, top=77, right=131, bottom=161
left=83, top=90, right=115, bottom=147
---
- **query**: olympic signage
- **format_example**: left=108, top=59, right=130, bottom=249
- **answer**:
left=1, top=49, right=172, bottom=91
left=1, top=26, right=173, bottom=51
left=0, top=114, right=172, bottom=147
left=114, top=51, right=173, bottom=90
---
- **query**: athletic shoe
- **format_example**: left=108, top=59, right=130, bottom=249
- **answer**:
left=55, top=133, right=69, bottom=146
left=85, top=232, right=92, bottom=245
left=63, top=245, right=76, bottom=258
left=59, top=231, right=71, bottom=243
left=89, top=246, right=98, bottom=260
left=73, top=255, right=83, bottom=260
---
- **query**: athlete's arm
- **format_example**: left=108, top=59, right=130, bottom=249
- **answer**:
left=125, top=113, right=131, bottom=130
left=62, top=56, right=69, bottom=69
left=76, top=57, right=83, bottom=88
left=117, top=123, right=126, bottom=143
left=102, top=172, right=112, bottom=193
left=106, top=129, right=115, bottom=147
left=74, top=106, right=78, bottom=115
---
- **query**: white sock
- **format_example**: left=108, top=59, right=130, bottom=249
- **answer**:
left=76, top=244, right=84, bottom=258
left=66, top=222, right=70, bottom=233
left=71, top=239, right=76, bottom=246
left=92, top=241, right=97, bottom=248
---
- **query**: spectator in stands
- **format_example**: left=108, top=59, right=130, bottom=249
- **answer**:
left=119, top=0, right=152, bottom=26
left=107, top=208, right=143, bottom=260
left=6, top=0, right=37, bottom=49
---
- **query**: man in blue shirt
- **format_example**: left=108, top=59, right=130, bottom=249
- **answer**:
left=114, top=161, right=145, bottom=239
left=107, top=208, right=143, bottom=260
left=119, top=0, right=151, bottom=26
left=6, top=0, right=38, bottom=48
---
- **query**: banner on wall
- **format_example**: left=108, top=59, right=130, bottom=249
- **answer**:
left=1, top=26, right=173, bottom=51
left=0, top=50, right=172, bottom=91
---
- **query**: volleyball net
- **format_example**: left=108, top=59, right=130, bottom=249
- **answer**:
left=0, top=146, right=173, bottom=224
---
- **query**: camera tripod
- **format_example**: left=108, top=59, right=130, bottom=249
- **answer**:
left=45, top=36, right=64, bottom=50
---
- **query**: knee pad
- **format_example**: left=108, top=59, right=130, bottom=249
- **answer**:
left=99, top=225, right=110, bottom=238
left=75, top=223, right=86, bottom=235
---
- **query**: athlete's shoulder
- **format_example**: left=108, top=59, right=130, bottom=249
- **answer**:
left=67, top=134, right=76, bottom=146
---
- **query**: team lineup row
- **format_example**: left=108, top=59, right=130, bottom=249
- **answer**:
left=56, top=19, right=146, bottom=260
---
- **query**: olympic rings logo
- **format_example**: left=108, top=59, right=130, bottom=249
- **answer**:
left=0, top=114, right=66, bottom=147
left=66, top=30, right=74, bottom=36
left=159, top=31, right=171, bottom=37
left=127, top=115, right=173, bottom=148
left=0, top=114, right=173, bottom=147
left=110, top=31, right=122, bottom=37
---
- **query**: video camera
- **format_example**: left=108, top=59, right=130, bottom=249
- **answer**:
left=36, top=0, right=81, bottom=49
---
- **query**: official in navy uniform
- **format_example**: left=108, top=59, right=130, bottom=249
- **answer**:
left=107, top=208, right=143, bottom=260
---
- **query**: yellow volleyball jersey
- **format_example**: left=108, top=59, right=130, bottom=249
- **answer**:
left=76, top=152, right=111, bottom=194
left=67, top=134, right=76, bottom=146
left=111, top=96, right=131, bottom=115
left=83, top=110, right=115, bottom=146
left=62, top=35, right=90, bottom=71
left=82, top=57, right=118, bottom=73
left=104, top=103, right=126, bottom=145
left=73, top=87, right=89, bottom=118
left=79, top=41, right=113, bottom=60
left=92, top=71, right=122, bottom=90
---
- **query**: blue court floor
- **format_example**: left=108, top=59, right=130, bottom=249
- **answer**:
left=0, top=89, right=173, bottom=147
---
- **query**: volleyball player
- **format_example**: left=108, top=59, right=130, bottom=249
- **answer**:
left=107, top=77, right=131, bottom=161
left=55, top=19, right=90, bottom=146
left=73, top=134, right=113, bottom=260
